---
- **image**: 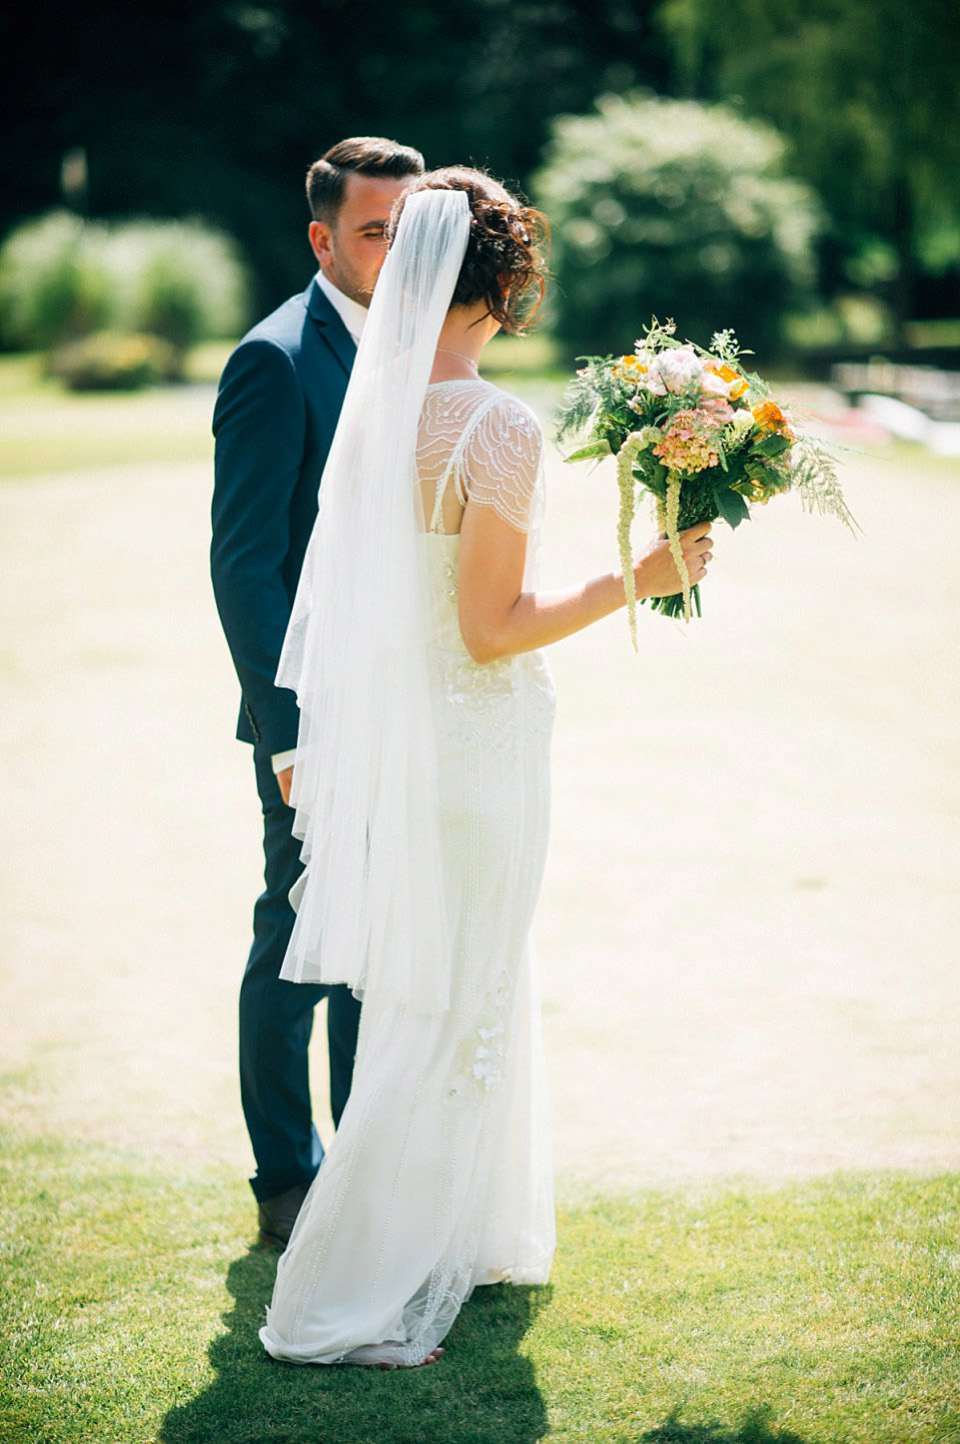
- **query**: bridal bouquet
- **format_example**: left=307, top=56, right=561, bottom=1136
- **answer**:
left=555, top=319, right=855, bottom=645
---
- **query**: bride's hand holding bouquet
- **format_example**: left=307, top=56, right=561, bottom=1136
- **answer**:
left=633, top=521, right=715, bottom=606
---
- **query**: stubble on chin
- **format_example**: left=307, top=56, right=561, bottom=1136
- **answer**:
left=333, top=268, right=375, bottom=309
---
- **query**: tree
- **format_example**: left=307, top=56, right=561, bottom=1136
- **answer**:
left=535, top=91, right=821, bottom=357
left=657, top=0, right=960, bottom=336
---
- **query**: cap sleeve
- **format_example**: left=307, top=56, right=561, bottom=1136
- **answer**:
left=458, top=395, right=544, bottom=533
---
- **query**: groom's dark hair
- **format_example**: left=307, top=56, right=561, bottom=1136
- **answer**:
left=307, top=138, right=425, bottom=224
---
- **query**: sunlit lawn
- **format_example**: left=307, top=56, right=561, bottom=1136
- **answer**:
left=2, top=341, right=956, bottom=489
left=0, top=350, right=229, bottom=478
left=2, top=1130, right=958, bottom=1444
left=0, top=335, right=570, bottom=480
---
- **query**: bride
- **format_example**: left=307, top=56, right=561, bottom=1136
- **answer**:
left=259, top=167, right=712, bottom=1368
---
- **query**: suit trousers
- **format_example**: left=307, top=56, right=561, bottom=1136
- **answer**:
left=239, top=748, right=362, bottom=1202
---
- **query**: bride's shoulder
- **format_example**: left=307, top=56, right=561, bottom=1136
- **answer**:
left=426, top=379, right=542, bottom=448
left=474, top=379, right=537, bottom=415
left=460, top=385, right=544, bottom=524
left=468, top=382, right=542, bottom=445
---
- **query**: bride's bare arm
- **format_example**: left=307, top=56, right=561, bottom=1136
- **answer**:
left=457, top=503, right=713, bottom=664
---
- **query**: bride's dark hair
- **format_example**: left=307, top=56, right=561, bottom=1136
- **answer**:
left=388, top=167, right=549, bottom=334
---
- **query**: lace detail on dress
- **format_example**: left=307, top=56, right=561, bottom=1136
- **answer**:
left=417, top=381, right=544, bottom=535
left=457, top=394, right=543, bottom=532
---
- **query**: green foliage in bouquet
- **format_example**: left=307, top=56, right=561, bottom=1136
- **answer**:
left=556, top=319, right=855, bottom=644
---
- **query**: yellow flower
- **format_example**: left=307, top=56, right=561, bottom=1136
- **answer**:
left=613, top=354, right=649, bottom=381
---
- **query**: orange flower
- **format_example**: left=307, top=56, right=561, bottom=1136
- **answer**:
left=705, top=360, right=749, bottom=400
left=752, top=399, right=795, bottom=440
left=723, top=368, right=748, bottom=401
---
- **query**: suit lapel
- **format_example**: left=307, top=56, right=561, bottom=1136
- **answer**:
left=306, top=279, right=357, bottom=378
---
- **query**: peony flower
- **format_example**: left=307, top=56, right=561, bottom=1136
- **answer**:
left=640, top=345, right=704, bottom=396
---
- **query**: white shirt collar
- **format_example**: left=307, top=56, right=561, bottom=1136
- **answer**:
left=315, top=271, right=368, bottom=344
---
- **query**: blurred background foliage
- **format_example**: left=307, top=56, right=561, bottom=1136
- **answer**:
left=0, top=213, right=248, bottom=383
left=536, top=93, right=822, bottom=357
left=657, top=0, right=960, bottom=342
left=0, top=0, right=956, bottom=375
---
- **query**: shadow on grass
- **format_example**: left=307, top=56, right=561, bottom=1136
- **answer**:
left=159, top=1246, right=550, bottom=1444
left=639, top=1408, right=811, bottom=1444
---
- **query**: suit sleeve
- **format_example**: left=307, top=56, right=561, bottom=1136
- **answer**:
left=211, top=337, right=305, bottom=756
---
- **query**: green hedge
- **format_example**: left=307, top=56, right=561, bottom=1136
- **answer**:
left=0, top=211, right=251, bottom=374
left=47, top=331, right=180, bottom=391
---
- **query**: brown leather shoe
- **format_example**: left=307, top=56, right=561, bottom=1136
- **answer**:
left=257, top=1181, right=312, bottom=1249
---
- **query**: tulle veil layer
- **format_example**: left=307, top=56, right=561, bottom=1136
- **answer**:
left=276, top=189, right=472, bottom=1014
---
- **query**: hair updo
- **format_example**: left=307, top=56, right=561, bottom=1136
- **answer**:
left=388, top=167, right=549, bottom=335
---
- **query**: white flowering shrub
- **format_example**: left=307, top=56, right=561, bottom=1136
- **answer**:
left=535, top=92, right=822, bottom=357
left=104, top=220, right=250, bottom=351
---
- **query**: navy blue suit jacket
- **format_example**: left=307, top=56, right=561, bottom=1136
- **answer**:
left=212, top=280, right=355, bottom=754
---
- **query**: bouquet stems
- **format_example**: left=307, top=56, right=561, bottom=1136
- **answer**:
left=648, top=581, right=703, bottom=619
left=645, top=473, right=717, bottom=621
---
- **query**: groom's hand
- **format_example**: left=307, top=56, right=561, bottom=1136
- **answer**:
left=277, top=766, right=294, bottom=807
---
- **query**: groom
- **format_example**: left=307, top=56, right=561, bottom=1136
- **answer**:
left=211, top=136, right=425, bottom=1247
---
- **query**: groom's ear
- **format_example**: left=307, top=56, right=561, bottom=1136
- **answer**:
left=309, top=220, right=333, bottom=270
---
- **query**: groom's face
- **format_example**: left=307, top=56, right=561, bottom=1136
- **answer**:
left=309, top=173, right=411, bottom=307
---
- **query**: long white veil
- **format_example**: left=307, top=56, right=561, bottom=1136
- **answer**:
left=276, top=187, right=471, bottom=1015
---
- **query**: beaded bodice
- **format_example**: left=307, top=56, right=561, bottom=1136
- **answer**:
left=416, top=379, right=545, bottom=538
left=417, top=379, right=555, bottom=744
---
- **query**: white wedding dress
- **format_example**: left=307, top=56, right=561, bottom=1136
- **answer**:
left=260, top=379, right=557, bottom=1366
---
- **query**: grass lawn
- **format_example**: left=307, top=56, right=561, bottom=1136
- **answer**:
left=3, top=342, right=956, bottom=492
left=0, top=336, right=567, bottom=481
left=0, top=353, right=221, bottom=479
left=2, top=1130, right=957, bottom=1444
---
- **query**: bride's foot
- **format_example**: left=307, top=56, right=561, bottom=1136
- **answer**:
left=376, top=1346, right=444, bottom=1371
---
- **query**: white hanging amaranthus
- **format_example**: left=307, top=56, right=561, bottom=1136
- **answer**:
left=617, top=439, right=692, bottom=645
left=661, top=471, right=691, bottom=622
left=616, top=432, right=647, bottom=651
